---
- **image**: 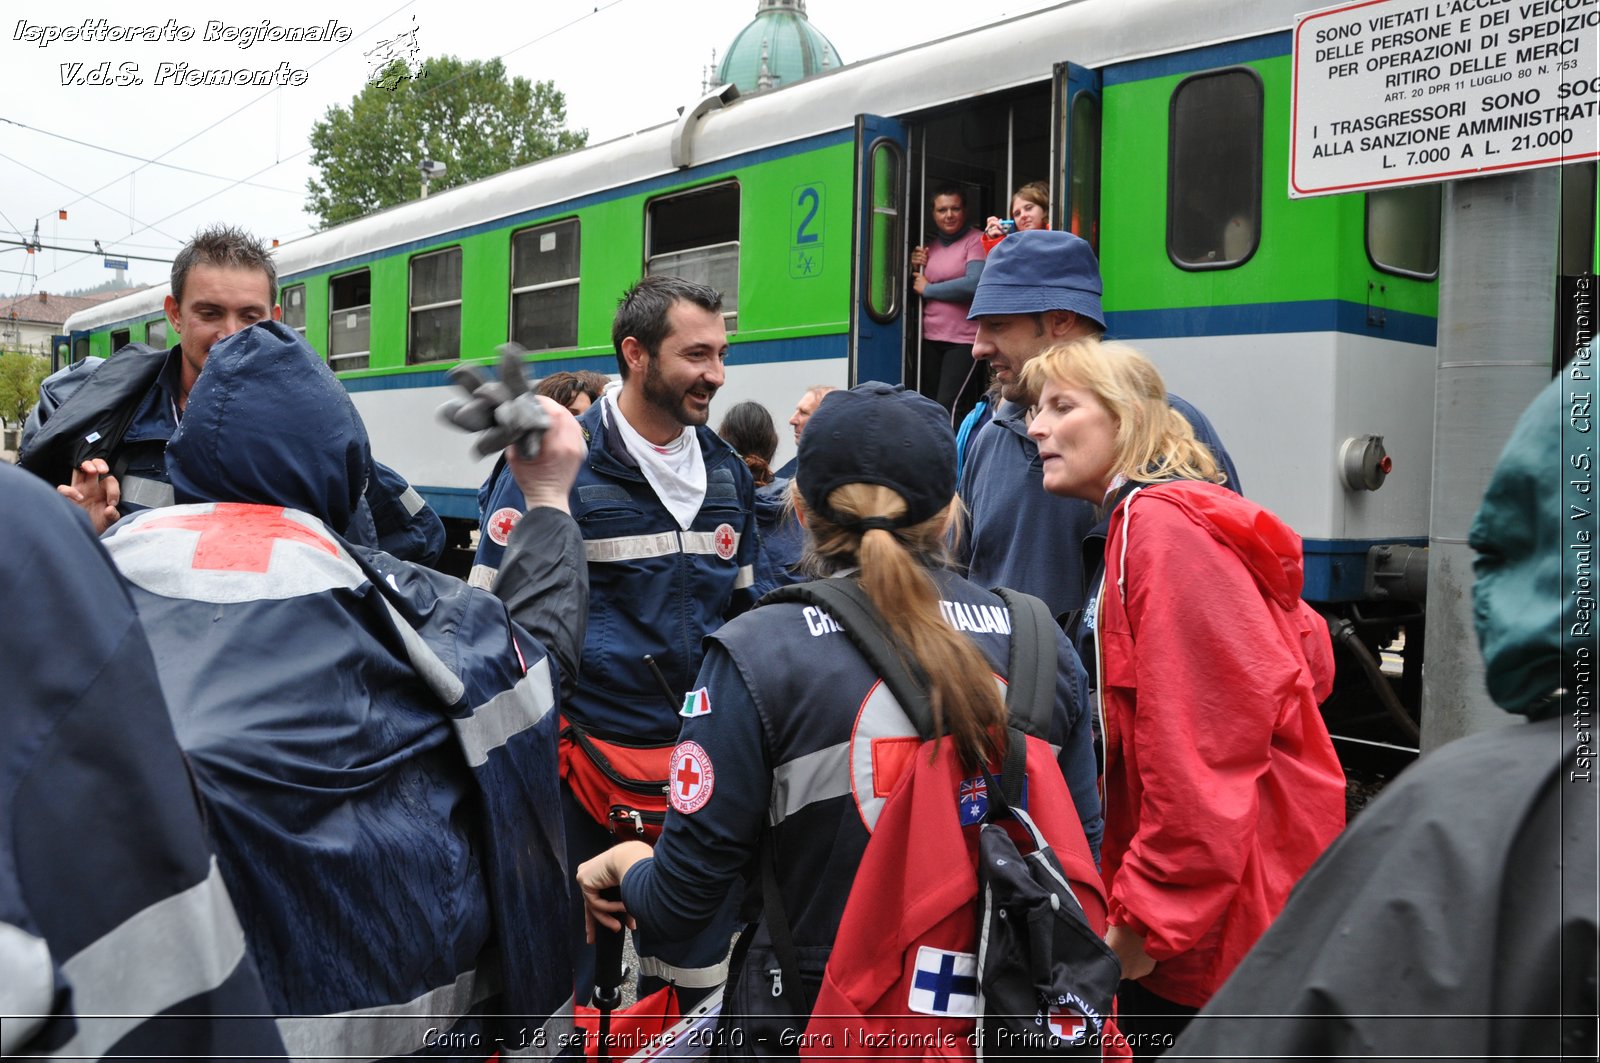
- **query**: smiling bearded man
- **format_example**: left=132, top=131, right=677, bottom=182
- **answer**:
left=469, top=274, right=764, bottom=1010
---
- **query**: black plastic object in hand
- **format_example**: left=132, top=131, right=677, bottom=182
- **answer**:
left=594, top=886, right=627, bottom=1002
left=593, top=886, right=626, bottom=1063
left=436, top=343, right=552, bottom=460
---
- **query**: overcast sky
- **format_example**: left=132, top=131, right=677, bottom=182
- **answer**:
left=1, top=0, right=1063, bottom=298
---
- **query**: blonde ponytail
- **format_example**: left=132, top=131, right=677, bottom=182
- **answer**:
left=801, top=484, right=1007, bottom=770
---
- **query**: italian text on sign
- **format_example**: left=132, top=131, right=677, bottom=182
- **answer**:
left=1291, top=0, right=1599, bottom=197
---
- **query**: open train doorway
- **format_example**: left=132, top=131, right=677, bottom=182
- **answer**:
left=901, top=84, right=1054, bottom=418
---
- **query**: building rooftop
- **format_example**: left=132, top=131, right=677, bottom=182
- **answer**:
left=715, top=0, right=842, bottom=95
left=0, top=288, right=148, bottom=329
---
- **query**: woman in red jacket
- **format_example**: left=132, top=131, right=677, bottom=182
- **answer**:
left=1019, top=340, right=1345, bottom=1057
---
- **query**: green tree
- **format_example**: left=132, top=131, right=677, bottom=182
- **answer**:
left=0, top=351, right=49, bottom=428
left=306, top=56, right=588, bottom=228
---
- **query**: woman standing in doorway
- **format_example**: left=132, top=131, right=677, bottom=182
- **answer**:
left=910, top=184, right=986, bottom=423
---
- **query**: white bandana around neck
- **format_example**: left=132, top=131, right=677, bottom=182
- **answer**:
left=603, top=389, right=707, bottom=531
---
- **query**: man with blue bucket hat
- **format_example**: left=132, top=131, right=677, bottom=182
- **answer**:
left=956, top=230, right=1240, bottom=630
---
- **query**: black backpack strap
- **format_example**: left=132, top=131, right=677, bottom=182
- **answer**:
left=758, top=833, right=812, bottom=1015
left=991, top=586, right=1057, bottom=742
left=760, top=578, right=938, bottom=738
left=760, top=581, right=1060, bottom=746
left=981, top=725, right=1030, bottom=818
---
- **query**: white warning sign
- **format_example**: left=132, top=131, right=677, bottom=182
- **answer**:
left=1291, top=0, right=1599, bottom=198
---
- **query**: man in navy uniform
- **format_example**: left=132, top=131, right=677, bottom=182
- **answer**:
left=21, top=224, right=445, bottom=565
left=475, top=275, right=762, bottom=1003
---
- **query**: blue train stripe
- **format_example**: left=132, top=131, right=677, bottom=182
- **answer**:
left=1103, top=31, right=1291, bottom=86
left=1106, top=300, right=1438, bottom=347
left=341, top=299, right=1434, bottom=394
left=416, top=487, right=481, bottom=522
left=337, top=333, right=848, bottom=391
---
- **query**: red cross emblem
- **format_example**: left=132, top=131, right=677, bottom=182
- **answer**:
left=1048, top=1006, right=1087, bottom=1044
left=486, top=507, right=522, bottom=546
left=134, top=504, right=338, bottom=573
left=713, top=522, right=736, bottom=560
left=675, top=758, right=700, bottom=795
left=669, top=740, right=714, bottom=814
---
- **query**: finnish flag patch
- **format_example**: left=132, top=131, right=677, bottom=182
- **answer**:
left=907, top=946, right=977, bottom=1017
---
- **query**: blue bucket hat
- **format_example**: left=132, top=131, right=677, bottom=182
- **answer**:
left=968, top=230, right=1105, bottom=329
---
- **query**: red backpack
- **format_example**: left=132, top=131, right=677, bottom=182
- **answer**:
left=758, top=580, right=1123, bottom=1059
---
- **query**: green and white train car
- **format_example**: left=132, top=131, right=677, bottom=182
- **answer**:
left=64, top=0, right=1597, bottom=734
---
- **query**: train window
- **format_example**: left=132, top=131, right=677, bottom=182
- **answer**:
left=110, top=328, right=130, bottom=351
left=865, top=138, right=903, bottom=323
left=647, top=182, right=739, bottom=330
left=328, top=270, right=372, bottom=372
left=281, top=284, right=307, bottom=336
left=511, top=219, right=580, bottom=351
left=146, top=318, right=168, bottom=347
left=409, top=248, right=463, bottom=365
left=1167, top=68, right=1262, bottom=270
left=1366, top=186, right=1441, bottom=279
left=73, top=337, right=88, bottom=363
left=1069, top=90, right=1101, bottom=253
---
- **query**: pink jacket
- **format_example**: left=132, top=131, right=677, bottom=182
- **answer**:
left=921, top=230, right=983, bottom=344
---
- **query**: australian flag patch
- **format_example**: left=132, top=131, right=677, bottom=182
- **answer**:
left=958, top=774, right=1027, bottom=825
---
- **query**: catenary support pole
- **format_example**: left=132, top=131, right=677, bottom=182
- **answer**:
left=1421, top=169, right=1558, bottom=750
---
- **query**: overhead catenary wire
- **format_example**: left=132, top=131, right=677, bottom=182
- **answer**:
left=0, top=117, right=302, bottom=195
left=0, top=239, right=171, bottom=264
left=17, top=0, right=635, bottom=289
left=1, top=150, right=187, bottom=247
left=31, top=0, right=421, bottom=228
left=18, top=1, right=421, bottom=288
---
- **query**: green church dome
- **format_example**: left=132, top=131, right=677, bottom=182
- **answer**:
left=715, top=0, right=843, bottom=94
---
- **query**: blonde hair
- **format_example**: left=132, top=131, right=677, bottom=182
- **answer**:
left=1019, top=339, right=1223, bottom=486
left=796, top=483, right=1006, bottom=770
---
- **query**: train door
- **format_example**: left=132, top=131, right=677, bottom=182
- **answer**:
left=1052, top=62, right=1102, bottom=252
left=899, top=87, right=1052, bottom=414
left=851, top=114, right=909, bottom=385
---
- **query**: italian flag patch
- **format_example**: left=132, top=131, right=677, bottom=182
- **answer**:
left=679, top=687, right=711, bottom=718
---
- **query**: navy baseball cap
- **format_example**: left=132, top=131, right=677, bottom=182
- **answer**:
left=798, top=382, right=956, bottom=530
left=968, top=230, right=1106, bottom=329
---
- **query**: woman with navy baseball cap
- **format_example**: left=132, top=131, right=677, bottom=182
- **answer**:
left=575, top=382, right=1103, bottom=1054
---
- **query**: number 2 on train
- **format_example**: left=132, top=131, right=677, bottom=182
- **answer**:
left=794, top=186, right=821, bottom=244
